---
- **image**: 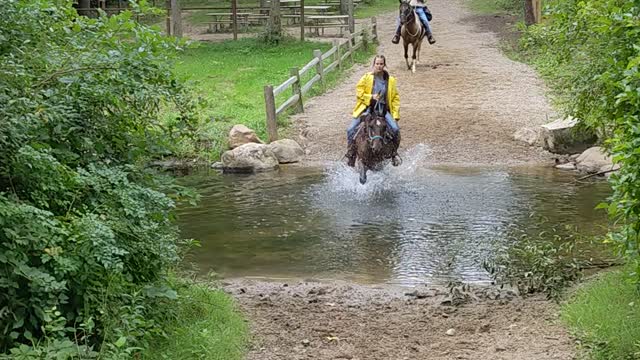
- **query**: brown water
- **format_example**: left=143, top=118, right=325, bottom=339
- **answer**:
left=176, top=146, right=611, bottom=285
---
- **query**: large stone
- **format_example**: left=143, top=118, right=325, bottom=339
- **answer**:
left=268, top=139, right=304, bottom=164
left=221, top=143, right=279, bottom=173
left=228, top=124, right=264, bottom=149
left=539, top=117, right=597, bottom=154
left=513, top=127, right=540, bottom=146
left=575, top=146, right=612, bottom=173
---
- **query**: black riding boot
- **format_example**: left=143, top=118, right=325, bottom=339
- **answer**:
left=426, top=30, right=436, bottom=44
left=391, top=25, right=402, bottom=44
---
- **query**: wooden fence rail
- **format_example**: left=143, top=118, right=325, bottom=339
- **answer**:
left=263, top=18, right=377, bottom=142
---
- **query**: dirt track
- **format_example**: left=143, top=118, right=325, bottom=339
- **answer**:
left=293, top=0, right=554, bottom=165
left=225, top=0, right=575, bottom=358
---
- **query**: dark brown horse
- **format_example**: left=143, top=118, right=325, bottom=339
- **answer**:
left=353, top=109, right=400, bottom=184
left=399, top=0, right=425, bottom=73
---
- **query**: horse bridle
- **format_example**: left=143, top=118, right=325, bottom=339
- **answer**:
left=399, top=2, right=420, bottom=38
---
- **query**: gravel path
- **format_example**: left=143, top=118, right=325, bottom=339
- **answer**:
left=293, top=0, right=554, bottom=165
left=228, top=1, right=575, bottom=359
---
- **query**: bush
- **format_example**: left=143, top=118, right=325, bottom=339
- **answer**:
left=0, top=0, right=201, bottom=357
left=521, top=0, right=640, bottom=284
left=483, top=223, right=595, bottom=301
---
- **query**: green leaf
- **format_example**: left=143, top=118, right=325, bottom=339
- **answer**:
left=115, top=336, right=127, bottom=348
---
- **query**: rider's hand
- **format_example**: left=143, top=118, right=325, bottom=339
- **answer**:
left=372, top=93, right=380, bottom=101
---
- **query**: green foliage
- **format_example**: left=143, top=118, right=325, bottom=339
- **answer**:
left=484, top=223, right=594, bottom=301
left=0, top=0, right=203, bottom=357
left=171, top=38, right=332, bottom=158
left=520, top=0, right=640, bottom=284
left=141, top=281, right=248, bottom=360
left=563, top=268, right=640, bottom=360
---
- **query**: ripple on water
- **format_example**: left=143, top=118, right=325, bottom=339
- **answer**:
left=177, top=144, right=611, bottom=286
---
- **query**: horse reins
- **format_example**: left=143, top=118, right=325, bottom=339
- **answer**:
left=402, top=8, right=420, bottom=38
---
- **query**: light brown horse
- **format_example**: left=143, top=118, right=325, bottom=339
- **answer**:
left=399, top=0, right=426, bottom=73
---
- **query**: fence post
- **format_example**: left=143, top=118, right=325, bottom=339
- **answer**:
left=371, top=17, right=378, bottom=43
left=313, top=49, right=324, bottom=88
left=170, top=0, right=182, bottom=37
left=232, top=0, right=238, bottom=40
left=264, top=85, right=278, bottom=142
left=346, top=33, right=354, bottom=63
left=290, top=67, right=304, bottom=113
left=299, top=0, right=305, bottom=41
left=347, top=0, right=355, bottom=35
left=333, top=39, right=342, bottom=70
left=165, top=0, right=171, bottom=35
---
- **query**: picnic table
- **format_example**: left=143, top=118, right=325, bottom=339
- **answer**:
left=206, top=12, right=252, bottom=33
left=305, top=14, right=349, bottom=36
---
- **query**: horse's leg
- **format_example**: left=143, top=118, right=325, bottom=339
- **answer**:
left=403, top=40, right=411, bottom=71
left=359, top=160, right=367, bottom=184
left=411, top=42, right=417, bottom=73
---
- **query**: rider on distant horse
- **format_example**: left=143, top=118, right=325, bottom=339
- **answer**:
left=392, top=0, right=436, bottom=45
left=345, top=55, right=400, bottom=167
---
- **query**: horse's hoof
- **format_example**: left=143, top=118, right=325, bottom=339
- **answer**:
left=359, top=177, right=367, bottom=185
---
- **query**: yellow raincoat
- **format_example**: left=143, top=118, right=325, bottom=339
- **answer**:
left=351, top=72, right=400, bottom=120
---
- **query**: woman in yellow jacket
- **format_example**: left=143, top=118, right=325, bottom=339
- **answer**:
left=346, top=55, right=401, bottom=166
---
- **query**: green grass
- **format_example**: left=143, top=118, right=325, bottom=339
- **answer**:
left=467, top=0, right=521, bottom=15
left=142, top=283, right=248, bottom=360
left=562, top=268, right=640, bottom=360
left=354, top=0, right=397, bottom=19
left=172, top=38, right=330, bottom=158
left=170, top=36, right=374, bottom=160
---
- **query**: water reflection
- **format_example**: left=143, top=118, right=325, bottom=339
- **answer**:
left=176, top=145, right=611, bottom=285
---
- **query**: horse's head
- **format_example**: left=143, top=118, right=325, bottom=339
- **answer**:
left=398, top=0, right=413, bottom=26
left=364, top=113, right=387, bottom=153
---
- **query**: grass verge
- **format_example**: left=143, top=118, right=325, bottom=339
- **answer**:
left=562, top=268, right=640, bottom=360
left=142, top=282, right=248, bottom=360
left=467, top=0, right=521, bottom=15
left=170, top=36, right=375, bottom=160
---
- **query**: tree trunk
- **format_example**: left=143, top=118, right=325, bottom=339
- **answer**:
left=78, top=0, right=91, bottom=16
left=524, top=0, right=535, bottom=26
left=267, top=0, right=282, bottom=42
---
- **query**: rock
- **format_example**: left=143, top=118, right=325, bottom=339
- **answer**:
left=445, top=328, right=456, bottom=336
left=599, top=163, right=621, bottom=174
left=405, top=290, right=435, bottom=299
left=495, top=346, right=507, bottom=352
left=514, top=127, right=540, bottom=146
left=575, top=147, right=612, bottom=173
left=268, top=139, right=304, bottom=164
left=555, top=163, right=576, bottom=170
left=228, top=124, right=264, bottom=149
left=539, top=117, right=597, bottom=154
left=301, top=339, right=310, bottom=347
left=221, top=143, right=279, bottom=173
left=478, top=323, right=491, bottom=333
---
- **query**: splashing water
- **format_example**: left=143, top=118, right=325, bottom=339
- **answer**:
left=177, top=146, right=611, bottom=286
left=323, top=144, right=433, bottom=197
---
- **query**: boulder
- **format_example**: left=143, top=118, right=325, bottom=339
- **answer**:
left=575, top=146, right=612, bottom=173
left=513, top=127, right=540, bottom=146
left=228, top=124, right=264, bottom=149
left=221, top=143, right=279, bottom=173
left=539, top=117, right=597, bottom=154
left=268, top=139, right=304, bottom=164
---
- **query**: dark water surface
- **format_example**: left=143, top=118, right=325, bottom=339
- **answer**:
left=177, top=146, right=611, bottom=285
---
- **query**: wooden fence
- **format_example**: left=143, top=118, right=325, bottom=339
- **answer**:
left=263, top=18, right=377, bottom=142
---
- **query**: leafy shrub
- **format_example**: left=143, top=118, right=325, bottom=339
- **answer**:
left=520, top=0, right=640, bottom=284
left=0, top=0, right=201, bottom=356
left=484, top=224, right=594, bottom=301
